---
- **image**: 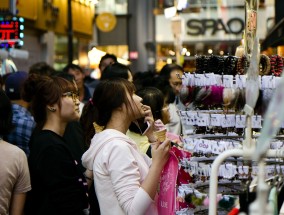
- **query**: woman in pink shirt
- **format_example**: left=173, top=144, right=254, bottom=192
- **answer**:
left=81, top=78, right=170, bottom=215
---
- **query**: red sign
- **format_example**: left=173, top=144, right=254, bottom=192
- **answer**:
left=0, top=17, right=23, bottom=48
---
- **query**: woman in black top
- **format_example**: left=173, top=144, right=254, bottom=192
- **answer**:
left=23, top=74, right=89, bottom=215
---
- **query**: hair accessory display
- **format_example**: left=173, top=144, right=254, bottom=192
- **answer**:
left=270, top=55, right=283, bottom=76
left=207, top=55, right=225, bottom=75
left=195, top=55, right=209, bottom=74
left=236, top=55, right=250, bottom=75
left=259, top=54, right=271, bottom=76
left=224, top=56, right=238, bottom=75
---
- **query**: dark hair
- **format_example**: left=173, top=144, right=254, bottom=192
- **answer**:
left=80, top=78, right=135, bottom=145
left=159, top=63, right=183, bottom=81
left=99, top=53, right=117, bottom=71
left=133, top=71, right=156, bottom=91
left=138, top=87, right=164, bottom=120
left=29, top=62, right=56, bottom=76
left=101, top=62, right=131, bottom=81
left=129, top=87, right=164, bottom=133
left=0, top=89, right=14, bottom=135
left=22, top=74, right=77, bottom=129
left=52, top=72, right=75, bottom=83
left=153, top=76, right=176, bottom=104
left=63, top=64, right=84, bottom=74
left=0, top=75, right=3, bottom=89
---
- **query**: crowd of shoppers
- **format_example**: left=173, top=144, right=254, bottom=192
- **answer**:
left=0, top=52, right=187, bottom=214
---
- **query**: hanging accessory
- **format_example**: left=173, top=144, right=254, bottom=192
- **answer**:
left=224, top=56, right=238, bottom=75
left=270, top=55, right=283, bottom=77
left=236, top=55, right=250, bottom=75
left=259, top=54, right=271, bottom=75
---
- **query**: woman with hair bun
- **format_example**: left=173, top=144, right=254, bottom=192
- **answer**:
left=23, top=74, right=90, bottom=215
left=81, top=78, right=170, bottom=215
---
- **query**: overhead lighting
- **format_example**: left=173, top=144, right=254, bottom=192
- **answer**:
left=88, top=47, right=130, bottom=67
left=89, top=0, right=99, bottom=4
left=167, top=58, right=173, bottom=64
left=177, top=0, right=188, bottom=11
left=164, top=6, right=177, bottom=19
left=169, top=50, right=175, bottom=56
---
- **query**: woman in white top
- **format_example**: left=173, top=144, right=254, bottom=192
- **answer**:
left=81, top=78, right=170, bottom=215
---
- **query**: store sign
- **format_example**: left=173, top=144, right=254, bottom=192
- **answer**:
left=155, top=7, right=274, bottom=42
left=96, top=12, right=117, bottom=32
left=0, top=17, right=24, bottom=48
left=186, top=18, right=244, bottom=36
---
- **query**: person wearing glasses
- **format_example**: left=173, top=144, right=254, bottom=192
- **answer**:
left=22, top=74, right=90, bottom=215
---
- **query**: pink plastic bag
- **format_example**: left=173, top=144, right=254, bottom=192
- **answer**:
left=158, top=147, right=192, bottom=215
left=158, top=150, right=179, bottom=215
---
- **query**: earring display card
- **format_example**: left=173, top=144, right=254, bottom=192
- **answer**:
left=235, top=115, right=246, bottom=128
left=221, top=114, right=236, bottom=128
left=252, top=115, right=262, bottom=128
left=210, top=114, right=222, bottom=127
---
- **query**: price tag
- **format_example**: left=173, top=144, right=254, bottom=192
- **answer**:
left=222, top=75, right=234, bottom=88
left=262, top=75, right=276, bottom=89
left=186, top=111, right=197, bottom=125
left=194, top=74, right=203, bottom=86
left=235, top=115, right=246, bottom=128
left=179, top=111, right=188, bottom=125
left=196, top=113, right=210, bottom=126
left=196, top=139, right=211, bottom=153
left=215, top=74, right=223, bottom=86
left=210, top=114, right=222, bottom=126
left=221, top=114, right=236, bottom=127
left=252, top=115, right=262, bottom=128
left=235, top=75, right=246, bottom=89
left=184, top=138, right=196, bottom=151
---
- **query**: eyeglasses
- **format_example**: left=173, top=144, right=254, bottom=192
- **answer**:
left=62, top=91, right=79, bottom=101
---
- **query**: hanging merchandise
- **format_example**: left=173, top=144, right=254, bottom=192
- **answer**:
left=158, top=146, right=192, bottom=215
left=244, top=0, right=258, bottom=58
left=269, top=55, right=284, bottom=76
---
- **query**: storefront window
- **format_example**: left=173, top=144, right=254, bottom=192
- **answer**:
left=156, top=42, right=239, bottom=72
left=95, top=0, right=128, bottom=15
left=54, top=35, right=78, bottom=71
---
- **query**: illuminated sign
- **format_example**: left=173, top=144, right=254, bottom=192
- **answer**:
left=0, top=16, right=24, bottom=48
